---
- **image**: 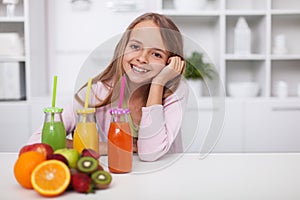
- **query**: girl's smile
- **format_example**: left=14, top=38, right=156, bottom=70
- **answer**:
left=132, top=65, right=149, bottom=73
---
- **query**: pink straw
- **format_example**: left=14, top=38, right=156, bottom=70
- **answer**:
left=118, top=76, right=126, bottom=108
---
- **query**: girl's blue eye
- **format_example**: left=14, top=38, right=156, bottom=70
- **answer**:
left=130, top=44, right=140, bottom=50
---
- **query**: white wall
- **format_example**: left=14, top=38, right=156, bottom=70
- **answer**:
left=46, top=0, right=157, bottom=97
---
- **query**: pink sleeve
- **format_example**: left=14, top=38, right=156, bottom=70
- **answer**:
left=137, top=81, right=188, bottom=161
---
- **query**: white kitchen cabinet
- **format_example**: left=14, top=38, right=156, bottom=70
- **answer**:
left=185, top=98, right=300, bottom=153
left=0, top=103, right=30, bottom=152
left=213, top=99, right=244, bottom=152
left=182, top=98, right=216, bottom=153
left=245, top=99, right=300, bottom=152
left=0, top=0, right=47, bottom=151
left=182, top=98, right=244, bottom=153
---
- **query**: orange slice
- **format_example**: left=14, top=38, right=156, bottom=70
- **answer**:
left=31, top=160, right=71, bottom=197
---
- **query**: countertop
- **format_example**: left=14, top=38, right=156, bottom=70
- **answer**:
left=1, top=152, right=300, bottom=200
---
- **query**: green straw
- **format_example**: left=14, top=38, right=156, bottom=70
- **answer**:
left=52, top=76, right=57, bottom=108
left=51, top=76, right=57, bottom=122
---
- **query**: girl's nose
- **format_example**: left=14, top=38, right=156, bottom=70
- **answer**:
left=136, top=49, right=148, bottom=64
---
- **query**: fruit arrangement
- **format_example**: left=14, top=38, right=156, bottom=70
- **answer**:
left=14, top=143, right=112, bottom=197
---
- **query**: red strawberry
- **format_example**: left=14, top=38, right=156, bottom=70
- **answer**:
left=71, top=173, right=94, bottom=193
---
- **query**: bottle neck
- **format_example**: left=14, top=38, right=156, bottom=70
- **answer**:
left=44, top=112, right=63, bottom=123
left=77, top=113, right=95, bottom=123
left=111, top=113, right=129, bottom=123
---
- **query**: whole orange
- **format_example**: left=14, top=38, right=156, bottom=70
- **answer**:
left=14, top=151, right=46, bottom=189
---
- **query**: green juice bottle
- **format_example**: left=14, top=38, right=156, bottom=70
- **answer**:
left=42, top=107, right=66, bottom=151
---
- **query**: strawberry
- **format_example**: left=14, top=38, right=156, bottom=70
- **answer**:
left=71, top=173, right=94, bottom=193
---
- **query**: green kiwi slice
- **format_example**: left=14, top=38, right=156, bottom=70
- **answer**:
left=76, top=156, right=98, bottom=173
left=91, top=170, right=112, bottom=189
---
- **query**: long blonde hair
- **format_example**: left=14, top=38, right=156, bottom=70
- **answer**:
left=75, top=12, right=185, bottom=107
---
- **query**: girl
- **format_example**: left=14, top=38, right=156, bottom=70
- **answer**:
left=29, top=12, right=188, bottom=161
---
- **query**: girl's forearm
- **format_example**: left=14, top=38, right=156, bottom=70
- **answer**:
left=146, top=83, right=164, bottom=106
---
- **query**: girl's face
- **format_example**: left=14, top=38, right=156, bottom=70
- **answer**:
left=122, top=20, right=169, bottom=84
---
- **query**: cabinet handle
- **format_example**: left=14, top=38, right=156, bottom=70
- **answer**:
left=272, top=107, right=300, bottom=111
left=187, top=108, right=219, bottom=112
left=198, top=108, right=220, bottom=112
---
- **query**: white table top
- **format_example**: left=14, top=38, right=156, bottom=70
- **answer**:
left=1, top=152, right=300, bottom=200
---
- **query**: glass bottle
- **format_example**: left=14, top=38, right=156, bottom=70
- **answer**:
left=108, top=108, right=132, bottom=173
left=73, top=108, right=99, bottom=154
left=42, top=107, right=66, bottom=151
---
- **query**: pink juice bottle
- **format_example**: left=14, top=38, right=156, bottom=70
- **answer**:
left=42, top=107, right=66, bottom=151
left=108, top=108, right=132, bottom=173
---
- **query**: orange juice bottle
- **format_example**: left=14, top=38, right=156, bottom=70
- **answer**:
left=73, top=108, right=99, bottom=154
left=108, top=108, right=132, bottom=173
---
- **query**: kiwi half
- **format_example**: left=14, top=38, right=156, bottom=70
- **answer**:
left=91, top=170, right=112, bottom=189
left=76, top=156, right=98, bottom=173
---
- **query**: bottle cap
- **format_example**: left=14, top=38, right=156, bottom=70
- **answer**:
left=43, top=107, right=63, bottom=113
left=76, top=108, right=96, bottom=114
left=109, top=108, right=130, bottom=115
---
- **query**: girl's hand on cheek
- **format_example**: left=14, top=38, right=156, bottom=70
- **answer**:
left=152, top=56, right=185, bottom=86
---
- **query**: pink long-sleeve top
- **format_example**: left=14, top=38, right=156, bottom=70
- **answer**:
left=28, top=80, right=188, bottom=161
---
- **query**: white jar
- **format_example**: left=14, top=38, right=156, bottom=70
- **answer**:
left=275, top=81, right=288, bottom=98
left=273, top=34, right=288, bottom=54
left=2, top=0, right=19, bottom=17
left=234, top=17, right=251, bottom=55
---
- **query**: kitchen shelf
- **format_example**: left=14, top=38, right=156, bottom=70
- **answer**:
left=160, top=0, right=221, bottom=11
left=271, top=0, right=300, bottom=10
left=0, top=0, right=24, bottom=18
left=0, top=0, right=47, bottom=102
left=226, top=60, right=266, bottom=97
left=225, top=10, right=266, bottom=15
left=271, top=15, right=300, bottom=55
left=157, top=0, right=300, bottom=99
left=226, top=15, right=266, bottom=55
left=271, top=54, right=300, bottom=60
left=226, top=0, right=267, bottom=10
left=0, top=56, right=26, bottom=62
left=225, top=54, right=266, bottom=60
left=271, top=10, right=300, bottom=15
left=160, top=10, right=220, bottom=17
left=271, top=60, right=300, bottom=97
left=0, top=17, right=25, bottom=22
